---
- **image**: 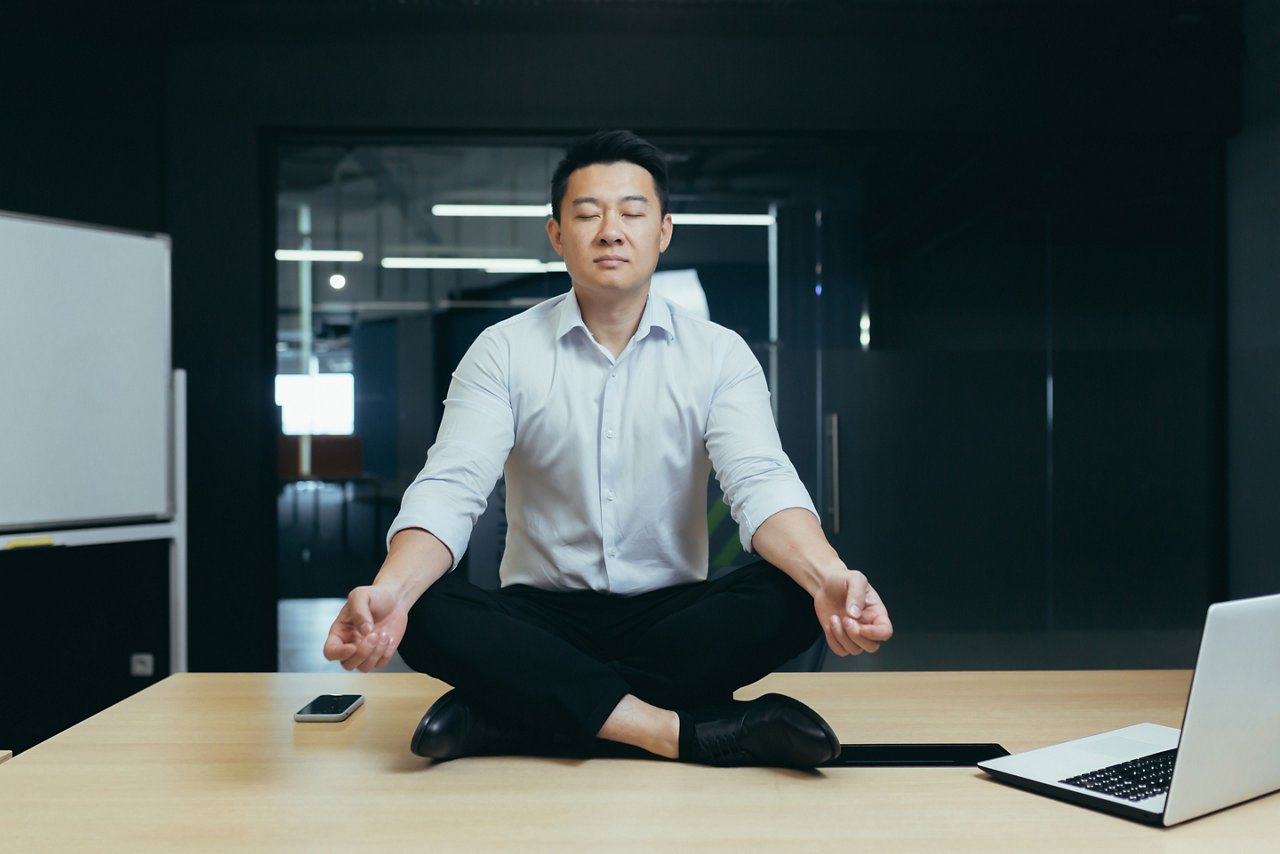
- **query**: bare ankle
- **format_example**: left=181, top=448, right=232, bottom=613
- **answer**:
left=597, top=695, right=680, bottom=759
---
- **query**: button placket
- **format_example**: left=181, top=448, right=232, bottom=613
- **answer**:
left=599, top=364, right=622, bottom=575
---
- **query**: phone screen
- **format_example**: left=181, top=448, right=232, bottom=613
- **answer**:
left=820, top=743, right=1009, bottom=767
left=296, top=694, right=363, bottom=717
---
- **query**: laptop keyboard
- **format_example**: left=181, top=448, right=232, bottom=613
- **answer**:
left=1060, top=749, right=1177, bottom=802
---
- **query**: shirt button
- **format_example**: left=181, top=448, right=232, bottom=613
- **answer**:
left=609, top=548, right=617, bottom=557
left=610, top=372, right=616, bottom=378
left=607, top=491, right=616, bottom=501
left=606, top=429, right=614, bottom=438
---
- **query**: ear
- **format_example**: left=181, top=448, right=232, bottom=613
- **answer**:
left=546, top=217, right=564, bottom=256
left=658, top=213, right=674, bottom=254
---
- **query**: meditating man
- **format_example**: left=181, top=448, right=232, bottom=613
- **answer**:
left=324, top=129, right=893, bottom=767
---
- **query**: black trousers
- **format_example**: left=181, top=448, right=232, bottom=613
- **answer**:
left=396, top=559, right=820, bottom=749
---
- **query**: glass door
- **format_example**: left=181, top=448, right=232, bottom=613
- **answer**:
left=811, top=137, right=1222, bottom=670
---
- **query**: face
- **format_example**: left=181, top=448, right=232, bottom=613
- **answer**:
left=546, top=161, right=673, bottom=302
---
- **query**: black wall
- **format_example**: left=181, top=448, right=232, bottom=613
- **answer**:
left=1, top=8, right=171, bottom=752
left=4, top=0, right=1273, bottom=751
left=1228, top=0, right=1280, bottom=599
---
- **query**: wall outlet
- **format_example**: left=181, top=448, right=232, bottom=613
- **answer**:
left=130, top=653, right=155, bottom=677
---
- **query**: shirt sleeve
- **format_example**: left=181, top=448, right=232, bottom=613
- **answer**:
left=704, top=333, right=819, bottom=553
left=386, top=329, right=515, bottom=569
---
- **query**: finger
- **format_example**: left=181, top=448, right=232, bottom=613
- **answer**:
left=373, top=632, right=397, bottom=670
left=859, top=613, right=894, bottom=642
left=359, top=632, right=391, bottom=673
left=359, top=631, right=390, bottom=672
left=844, top=616, right=882, bottom=653
left=346, top=589, right=375, bottom=636
left=830, top=614, right=862, bottom=657
left=322, top=633, right=356, bottom=662
left=374, top=634, right=399, bottom=670
left=834, top=617, right=875, bottom=660
left=840, top=615, right=880, bottom=654
left=823, top=618, right=847, bottom=657
left=824, top=615, right=848, bottom=657
left=339, top=639, right=370, bottom=671
left=363, top=633, right=392, bottom=672
left=343, top=630, right=382, bottom=672
left=844, top=572, right=868, bottom=619
left=858, top=593, right=895, bottom=642
left=852, top=583, right=893, bottom=641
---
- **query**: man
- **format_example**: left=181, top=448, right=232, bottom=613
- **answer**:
left=324, top=130, right=893, bottom=767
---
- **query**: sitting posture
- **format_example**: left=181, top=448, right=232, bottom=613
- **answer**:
left=324, top=130, right=893, bottom=767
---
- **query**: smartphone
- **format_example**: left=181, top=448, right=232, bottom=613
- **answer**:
left=820, top=743, right=1009, bottom=767
left=294, top=693, right=365, bottom=722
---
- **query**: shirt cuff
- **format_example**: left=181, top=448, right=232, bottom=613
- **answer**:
left=386, top=506, right=471, bottom=571
left=733, top=479, right=820, bottom=553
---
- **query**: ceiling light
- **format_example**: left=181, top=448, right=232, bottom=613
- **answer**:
left=432, top=204, right=551, bottom=218
left=382, top=257, right=547, bottom=271
left=276, top=249, right=364, bottom=262
left=429, top=205, right=774, bottom=226
left=480, top=261, right=568, bottom=275
left=671, top=213, right=774, bottom=226
left=329, top=273, right=347, bottom=289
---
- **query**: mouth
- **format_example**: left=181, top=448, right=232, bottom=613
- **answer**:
left=594, top=255, right=627, bottom=268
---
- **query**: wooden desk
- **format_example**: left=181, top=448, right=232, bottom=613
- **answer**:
left=1, top=672, right=1275, bottom=851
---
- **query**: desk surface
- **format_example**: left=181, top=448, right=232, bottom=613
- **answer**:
left=1, top=671, right=1275, bottom=851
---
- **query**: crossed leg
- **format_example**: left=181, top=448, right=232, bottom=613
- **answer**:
left=396, top=561, right=821, bottom=758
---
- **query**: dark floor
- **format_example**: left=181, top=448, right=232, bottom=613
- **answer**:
left=277, top=482, right=1202, bottom=674
left=279, top=597, right=1199, bottom=674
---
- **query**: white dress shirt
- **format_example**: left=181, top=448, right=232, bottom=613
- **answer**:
left=388, top=289, right=818, bottom=596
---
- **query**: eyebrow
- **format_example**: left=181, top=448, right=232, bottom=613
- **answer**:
left=570, top=194, right=652, bottom=207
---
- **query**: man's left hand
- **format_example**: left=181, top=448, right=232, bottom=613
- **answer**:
left=814, top=569, right=894, bottom=657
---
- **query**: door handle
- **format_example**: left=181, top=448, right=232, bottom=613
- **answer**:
left=825, top=412, right=840, bottom=534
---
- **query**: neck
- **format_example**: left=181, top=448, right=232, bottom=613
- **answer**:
left=575, top=285, right=649, bottom=358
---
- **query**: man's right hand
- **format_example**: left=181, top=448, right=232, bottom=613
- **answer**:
left=323, top=585, right=407, bottom=672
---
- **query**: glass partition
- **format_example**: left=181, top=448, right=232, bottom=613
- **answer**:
left=274, top=134, right=1223, bottom=671
left=813, top=137, right=1221, bottom=669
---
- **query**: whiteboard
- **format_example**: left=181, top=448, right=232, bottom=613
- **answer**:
left=0, top=211, right=172, bottom=532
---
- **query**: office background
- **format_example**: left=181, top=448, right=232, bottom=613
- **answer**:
left=2, top=0, right=1277, bottom=753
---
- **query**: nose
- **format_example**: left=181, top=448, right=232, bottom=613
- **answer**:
left=596, top=210, right=624, bottom=245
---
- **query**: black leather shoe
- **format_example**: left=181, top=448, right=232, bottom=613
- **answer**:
left=410, top=690, right=522, bottom=761
left=686, top=693, right=841, bottom=768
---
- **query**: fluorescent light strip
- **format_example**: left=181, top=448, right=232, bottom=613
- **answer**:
left=430, top=204, right=774, bottom=226
left=275, top=249, right=365, bottom=262
left=482, top=261, right=568, bottom=274
left=671, top=213, right=774, bottom=226
left=432, top=204, right=551, bottom=217
left=382, top=257, right=566, bottom=273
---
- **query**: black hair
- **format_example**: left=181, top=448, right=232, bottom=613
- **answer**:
left=550, top=129, right=669, bottom=222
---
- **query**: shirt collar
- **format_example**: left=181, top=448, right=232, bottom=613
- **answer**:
left=554, top=290, right=586, bottom=340
left=639, top=289, right=676, bottom=341
left=555, top=287, right=676, bottom=342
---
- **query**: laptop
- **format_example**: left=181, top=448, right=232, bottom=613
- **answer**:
left=978, top=592, right=1280, bottom=826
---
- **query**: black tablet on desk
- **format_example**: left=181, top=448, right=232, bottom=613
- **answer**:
left=821, top=743, right=1009, bottom=767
